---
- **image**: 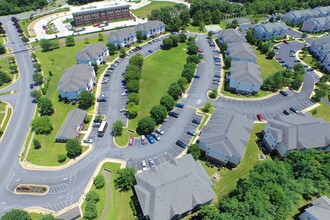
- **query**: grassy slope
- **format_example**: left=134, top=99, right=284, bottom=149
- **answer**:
left=116, top=43, right=188, bottom=145
left=81, top=162, right=134, bottom=220
left=310, top=101, right=330, bottom=123
left=131, top=1, right=177, bottom=18
left=0, top=57, right=16, bottom=89
left=201, top=123, right=267, bottom=198
left=28, top=37, right=103, bottom=166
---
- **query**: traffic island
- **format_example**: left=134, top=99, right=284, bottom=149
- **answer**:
left=15, top=184, right=49, bottom=196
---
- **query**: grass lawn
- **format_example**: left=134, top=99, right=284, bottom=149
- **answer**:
left=298, top=53, right=320, bottom=70
left=201, top=123, right=268, bottom=199
left=131, top=1, right=177, bottom=18
left=219, top=20, right=227, bottom=30
left=27, top=36, right=104, bottom=166
left=185, top=25, right=205, bottom=33
left=0, top=102, right=7, bottom=127
left=115, top=43, right=188, bottom=146
left=81, top=162, right=134, bottom=220
left=310, top=101, right=330, bottom=123
left=253, top=46, right=283, bottom=80
left=30, top=213, right=44, bottom=220
left=0, top=57, right=17, bottom=89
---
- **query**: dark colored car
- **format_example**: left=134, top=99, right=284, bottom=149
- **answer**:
left=175, top=103, right=184, bottom=108
left=176, top=140, right=187, bottom=149
left=279, top=90, right=288, bottom=96
left=279, top=60, right=285, bottom=63
left=214, top=74, right=221, bottom=78
left=290, top=106, right=299, bottom=113
left=168, top=111, right=179, bottom=118
left=192, top=119, right=201, bottom=124
left=283, top=110, right=290, bottom=115
left=30, top=83, right=34, bottom=89
left=146, top=134, right=155, bottom=144
left=137, top=46, right=142, bottom=50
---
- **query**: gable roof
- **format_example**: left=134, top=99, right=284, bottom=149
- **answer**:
left=230, top=61, right=262, bottom=84
left=257, top=22, right=288, bottom=33
left=314, top=35, right=330, bottom=46
left=58, top=64, right=94, bottom=92
left=55, top=108, right=86, bottom=141
left=135, top=20, right=165, bottom=32
left=218, top=28, right=246, bottom=43
left=134, top=154, right=215, bottom=220
left=75, top=44, right=108, bottom=61
left=227, top=42, right=256, bottom=61
left=198, top=109, right=254, bottom=162
left=266, top=113, right=330, bottom=150
left=108, top=27, right=136, bottom=42
left=299, top=196, right=330, bottom=220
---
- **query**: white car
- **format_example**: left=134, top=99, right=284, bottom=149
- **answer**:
left=152, top=133, right=161, bottom=141
left=148, top=158, right=155, bottom=168
left=141, top=160, right=148, bottom=171
left=155, top=128, right=164, bottom=135
left=121, top=92, right=128, bottom=96
left=119, top=108, right=127, bottom=112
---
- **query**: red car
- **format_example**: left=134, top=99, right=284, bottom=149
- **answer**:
left=275, top=57, right=282, bottom=60
left=198, top=49, right=203, bottom=53
left=128, top=136, right=134, bottom=146
left=257, top=114, right=264, bottom=122
left=93, top=23, right=100, bottom=27
left=283, top=39, right=289, bottom=44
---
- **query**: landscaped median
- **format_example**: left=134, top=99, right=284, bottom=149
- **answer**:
left=0, top=101, right=13, bottom=141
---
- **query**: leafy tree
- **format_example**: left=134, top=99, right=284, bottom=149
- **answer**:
left=160, top=95, right=175, bottom=111
left=126, top=102, right=139, bottom=118
left=188, top=143, right=200, bottom=160
left=179, top=8, right=190, bottom=25
left=0, top=72, right=12, bottom=84
left=91, top=63, right=98, bottom=75
left=114, top=168, right=136, bottom=191
left=58, top=154, right=66, bottom=163
left=21, top=36, right=29, bottom=43
left=197, top=205, right=221, bottom=220
left=178, top=32, right=187, bottom=42
left=224, top=57, right=232, bottom=69
left=150, top=105, right=167, bottom=124
left=129, top=53, right=144, bottom=67
left=202, top=102, right=213, bottom=113
left=106, top=43, right=118, bottom=55
left=169, top=34, right=180, bottom=47
left=86, top=191, right=100, bottom=203
left=181, top=67, right=195, bottom=82
left=93, top=174, right=105, bottom=189
left=267, top=50, right=276, bottom=59
left=31, top=116, right=53, bottom=134
left=40, top=39, right=58, bottom=52
left=293, top=63, right=305, bottom=74
left=199, top=21, right=205, bottom=32
left=98, top=33, right=104, bottom=41
left=33, top=63, right=42, bottom=72
left=78, top=91, right=94, bottom=110
left=187, top=43, right=199, bottom=55
left=187, top=36, right=195, bottom=44
left=203, top=11, right=212, bottom=24
left=33, top=139, right=41, bottom=149
left=168, top=17, right=182, bottom=32
left=112, top=120, right=124, bottom=136
left=128, top=93, right=139, bottom=105
left=315, top=89, right=327, bottom=100
left=207, top=31, right=213, bottom=39
left=41, top=214, right=56, bottom=220
left=1, top=209, right=31, bottom=220
left=0, top=43, right=5, bottom=54
left=177, top=77, right=188, bottom=91
left=31, top=52, right=37, bottom=61
left=136, top=30, right=144, bottom=43
left=126, top=80, right=139, bottom=93
left=66, top=139, right=82, bottom=158
left=269, top=17, right=274, bottom=22
left=84, top=202, right=97, bottom=220
left=38, top=97, right=54, bottom=116
left=119, top=47, right=126, bottom=58
left=212, top=9, right=222, bottom=24
left=186, top=55, right=200, bottom=64
left=65, top=35, right=75, bottom=46
left=137, top=116, right=156, bottom=134
left=167, top=82, right=182, bottom=100
left=302, top=32, right=307, bottom=38
left=192, top=10, right=203, bottom=26
left=209, top=89, right=218, bottom=99
left=30, top=90, right=42, bottom=101
left=162, top=37, right=173, bottom=49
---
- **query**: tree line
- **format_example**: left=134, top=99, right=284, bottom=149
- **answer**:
left=0, top=0, right=48, bottom=16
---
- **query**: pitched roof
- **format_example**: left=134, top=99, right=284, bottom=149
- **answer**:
left=55, top=108, right=86, bottom=141
left=134, top=154, right=215, bottom=220
left=75, top=44, right=108, bottom=61
left=58, top=64, right=94, bottom=92
left=135, top=20, right=165, bottom=32
left=230, top=61, right=262, bottom=84
left=198, top=109, right=254, bottom=162
left=314, top=35, right=330, bottom=46
left=218, top=28, right=246, bottom=43
left=299, top=196, right=330, bottom=220
left=257, top=22, right=288, bottom=33
left=227, top=42, right=256, bottom=61
left=108, top=27, right=136, bottom=42
left=266, top=113, right=330, bottom=150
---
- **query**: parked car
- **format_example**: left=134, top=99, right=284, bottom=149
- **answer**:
left=137, top=46, right=142, bottom=50
left=273, top=46, right=280, bottom=49
left=282, top=64, right=289, bottom=68
left=176, top=140, right=187, bottom=149
left=214, top=62, right=221, bottom=66
left=148, top=49, right=154, bottom=53
left=146, top=134, right=156, bottom=144
left=275, top=57, right=282, bottom=60
left=198, top=49, right=203, bottom=53
left=121, top=91, right=128, bottom=96
left=152, top=132, right=161, bottom=141
left=141, top=160, right=148, bottom=171
left=83, top=138, right=93, bottom=144
left=289, top=53, right=295, bottom=57
left=213, top=81, right=220, bottom=85
left=283, top=39, right=289, bottom=44
left=290, top=106, right=299, bottom=113
left=155, top=128, right=164, bottom=135
left=214, top=74, right=221, bottom=78
left=192, top=119, right=201, bottom=124
left=279, top=60, right=285, bottom=63
left=257, top=114, right=264, bottom=122
left=93, top=119, right=102, bottom=127
left=290, top=49, right=295, bottom=53
left=30, top=83, right=34, bottom=89
left=115, top=59, right=121, bottom=63
left=93, top=23, right=100, bottom=27
left=279, top=90, right=288, bottom=96
left=283, top=109, right=290, bottom=115
left=175, top=103, right=184, bottom=108
left=307, top=68, right=314, bottom=71
left=97, top=94, right=108, bottom=102
left=141, top=135, right=147, bottom=145
left=294, top=59, right=301, bottom=62
left=187, top=130, right=197, bottom=136
left=168, top=111, right=179, bottom=118
left=119, top=108, right=127, bottom=112
left=129, top=136, right=134, bottom=146
left=194, top=75, right=200, bottom=78
left=148, top=158, right=155, bottom=168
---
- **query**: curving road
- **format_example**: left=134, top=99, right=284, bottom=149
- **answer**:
left=0, top=19, right=320, bottom=217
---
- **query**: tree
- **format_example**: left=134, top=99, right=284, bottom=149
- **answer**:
left=137, top=116, right=156, bottom=134
left=209, top=89, right=218, bottom=99
left=98, top=33, right=104, bottom=41
left=21, top=36, right=29, bottom=43
left=112, top=120, right=124, bottom=136
left=33, top=63, right=42, bottom=72
left=31, top=116, right=53, bottom=134
left=126, top=80, right=139, bottom=93
left=188, top=143, right=200, bottom=160
left=86, top=191, right=100, bottom=203
left=58, top=154, right=66, bottom=163
left=41, top=214, right=55, bottom=220
left=84, top=202, right=97, bottom=220
left=30, top=90, right=42, bottom=101
left=128, top=93, right=139, bottom=104
left=93, top=174, right=105, bottom=189
left=150, top=105, right=167, bottom=124
left=167, top=82, right=182, bottom=100
left=187, top=43, right=199, bottom=55
left=302, top=32, right=307, bottom=38
left=224, top=57, right=232, bottom=69
left=31, top=52, right=37, bottom=61
left=38, top=97, right=54, bottom=116
left=199, top=21, right=205, bottom=32
left=202, top=102, right=213, bottom=113
left=33, top=139, right=41, bottom=149
left=197, top=205, right=220, bottom=220
left=114, top=168, right=136, bottom=191
left=169, top=34, right=180, bottom=46
left=293, top=63, right=305, bottom=74
left=181, top=68, right=195, bottom=82
left=126, top=102, right=139, bottom=118
left=119, top=47, right=126, bottom=58
left=315, top=89, right=327, bottom=99
left=0, top=43, right=5, bottom=54
left=40, top=39, right=56, bottom=52
left=212, top=9, right=222, bottom=24
left=177, top=77, right=188, bottom=91
left=65, top=35, right=75, bottom=46
left=78, top=91, right=94, bottom=110
left=267, top=50, right=276, bottom=59
left=178, top=32, right=187, bottom=43
left=207, top=31, right=213, bottom=39
left=192, top=10, right=203, bottom=26
left=66, top=139, right=82, bottom=158
left=186, top=55, right=200, bottom=64
left=269, top=17, right=275, bottom=22
left=203, top=11, right=212, bottom=24
left=163, top=37, right=173, bottom=49
left=136, top=30, right=144, bottom=43
left=2, top=209, right=31, bottom=220
left=107, top=43, right=118, bottom=55
left=129, top=53, right=144, bottom=67
left=160, top=95, right=175, bottom=111
left=179, top=9, right=190, bottom=25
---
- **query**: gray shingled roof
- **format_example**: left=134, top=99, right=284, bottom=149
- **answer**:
left=230, top=61, right=262, bottom=84
left=219, top=28, right=246, bottom=43
left=135, top=20, right=165, bottom=32
left=258, top=22, right=288, bottom=33
left=314, top=35, right=330, bottom=45
left=75, top=44, right=107, bottom=61
left=108, top=27, right=136, bottom=42
left=134, top=154, right=215, bottom=220
left=55, top=108, right=86, bottom=141
left=266, top=113, right=330, bottom=150
left=299, top=196, right=330, bottom=220
left=198, top=109, right=254, bottom=161
left=58, top=64, right=94, bottom=92
left=227, top=42, right=256, bottom=61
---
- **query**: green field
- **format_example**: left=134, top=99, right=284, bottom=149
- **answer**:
left=201, top=123, right=267, bottom=199
left=27, top=36, right=104, bottom=166
left=115, top=43, right=188, bottom=146
left=0, top=57, right=17, bottom=89
left=253, top=46, right=283, bottom=80
left=185, top=25, right=205, bottom=33
left=310, top=101, right=330, bottom=123
left=81, top=162, right=134, bottom=220
left=131, top=1, right=177, bottom=18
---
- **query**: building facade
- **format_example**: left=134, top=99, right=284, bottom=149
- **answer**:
left=301, top=16, right=330, bottom=33
left=254, top=22, right=288, bottom=40
left=309, top=35, right=330, bottom=73
left=71, top=2, right=131, bottom=26
left=298, top=196, right=330, bottom=220
left=283, top=6, right=330, bottom=25
left=76, top=44, right=109, bottom=66
left=135, top=20, right=165, bottom=38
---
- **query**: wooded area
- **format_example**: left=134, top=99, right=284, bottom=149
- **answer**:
left=0, top=0, right=48, bottom=15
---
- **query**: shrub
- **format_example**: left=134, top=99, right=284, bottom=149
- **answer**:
left=33, top=139, right=41, bottom=149
left=209, top=89, right=218, bottom=99
left=93, top=174, right=105, bottom=189
left=66, top=139, right=82, bottom=158
left=86, top=191, right=100, bottom=203
left=58, top=154, right=66, bottom=163
left=31, top=116, right=53, bottom=134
